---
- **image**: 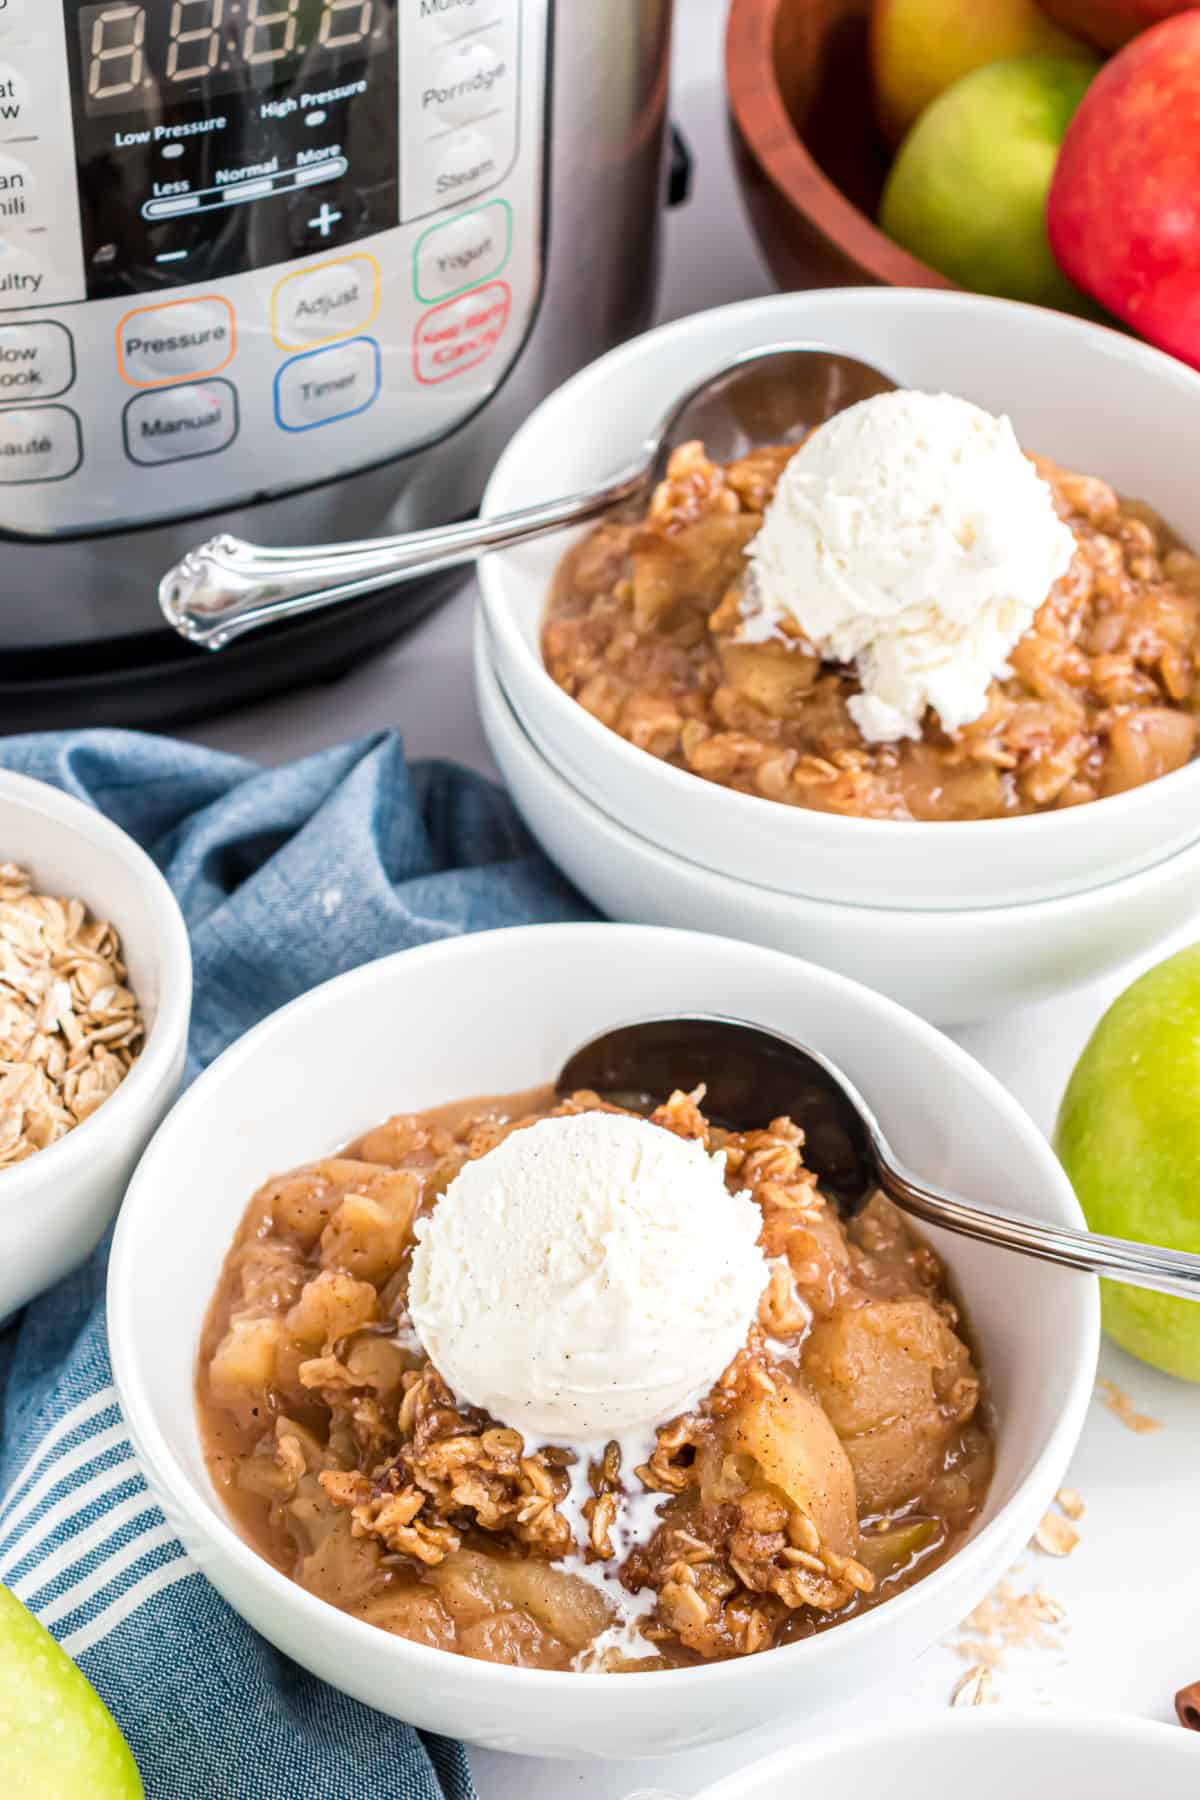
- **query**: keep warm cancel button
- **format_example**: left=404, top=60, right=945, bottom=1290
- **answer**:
left=414, top=281, right=511, bottom=385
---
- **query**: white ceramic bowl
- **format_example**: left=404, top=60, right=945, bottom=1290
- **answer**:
left=477, top=629, right=1200, bottom=1027
left=109, top=922, right=1097, bottom=1759
left=0, top=772, right=191, bottom=1320
left=687, top=1712, right=1200, bottom=1800
left=479, top=289, right=1200, bottom=910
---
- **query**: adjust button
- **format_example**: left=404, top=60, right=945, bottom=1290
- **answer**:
left=117, top=297, right=236, bottom=388
left=414, top=200, right=511, bottom=303
left=0, top=405, right=81, bottom=484
left=274, top=337, right=381, bottom=432
left=271, top=254, right=380, bottom=350
left=0, top=320, right=74, bottom=400
left=123, top=379, right=239, bottom=466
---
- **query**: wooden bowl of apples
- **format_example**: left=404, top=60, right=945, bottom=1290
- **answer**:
left=724, top=0, right=956, bottom=292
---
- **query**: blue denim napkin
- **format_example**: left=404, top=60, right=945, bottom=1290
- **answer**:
left=0, top=729, right=593, bottom=1800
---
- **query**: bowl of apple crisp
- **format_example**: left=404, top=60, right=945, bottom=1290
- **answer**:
left=0, top=771, right=191, bottom=1320
left=478, top=290, right=1200, bottom=912
left=108, top=924, right=1096, bottom=1758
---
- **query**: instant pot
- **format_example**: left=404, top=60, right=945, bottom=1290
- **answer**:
left=0, top=0, right=678, bottom=726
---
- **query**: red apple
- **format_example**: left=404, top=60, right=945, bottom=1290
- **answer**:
left=1047, top=12, right=1200, bottom=368
left=1038, top=0, right=1198, bottom=52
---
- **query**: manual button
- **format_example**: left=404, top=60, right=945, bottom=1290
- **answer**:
left=0, top=321, right=74, bottom=400
left=123, top=379, right=239, bottom=466
left=0, top=405, right=81, bottom=484
left=271, top=254, right=380, bottom=351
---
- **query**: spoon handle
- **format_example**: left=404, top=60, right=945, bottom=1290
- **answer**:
left=157, top=464, right=647, bottom=651
left=882, top=1165, right=1200, bottom=1302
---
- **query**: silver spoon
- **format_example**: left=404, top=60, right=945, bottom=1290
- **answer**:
left=557, top=1014, right=1200, bottom=1304
left=158, top=343, right=898, bottom=651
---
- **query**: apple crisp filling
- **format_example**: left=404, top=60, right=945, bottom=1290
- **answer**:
left=198, top=1085, right=992, bottom=1672
left=541, top=441, right=1200, bottom=819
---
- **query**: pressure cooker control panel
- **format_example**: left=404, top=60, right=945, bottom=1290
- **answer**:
left=0, top=0, right=548, bottom=536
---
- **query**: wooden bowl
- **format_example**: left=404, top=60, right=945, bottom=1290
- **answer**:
left=725, top=0, right=956, bottom=292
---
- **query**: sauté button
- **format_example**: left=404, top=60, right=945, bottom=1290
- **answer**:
left=414, top=200, right=511, bottom=303
left=117, top=297, right=236, bottom=388
left=274, top=337, right=381, bottom=432
left=271, top=254, right=380, bottom=350
left=0, top=321, right=74, bottom=400
left=0, top=405, right=81, bottom=484
left=123, top=379, right=239, bottom=466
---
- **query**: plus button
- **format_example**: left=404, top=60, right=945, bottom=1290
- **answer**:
left=308, top=202, right=344, bottom=239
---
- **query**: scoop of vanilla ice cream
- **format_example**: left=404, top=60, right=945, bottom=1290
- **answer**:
left=739, top=389, right=1077, bottom=742
left=407, top=1111, right=768, bottom=1442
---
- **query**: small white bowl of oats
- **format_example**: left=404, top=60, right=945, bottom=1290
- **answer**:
left=0, top=771, right=191, bottom=1321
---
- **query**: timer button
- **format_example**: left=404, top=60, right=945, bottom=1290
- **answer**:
left=0, top=320, right=74, bottom=401
left=274, top=337, right=381, bottom=433
left=0, top=405, right=81, bottom=484
left=117, top=297, right=236, bottom=388
left=271, top=254, right=380, bottom=351
left=123, top=380, right=239, bottom=466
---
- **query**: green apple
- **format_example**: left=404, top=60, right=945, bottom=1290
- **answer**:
left=871, top=0, right=1091, bottom=144
left=0, top=1583, right=142, bottom=1797
left=1056, top=944, right=1200, bottom=1382
left=879, top=54, right=1101, bottom=313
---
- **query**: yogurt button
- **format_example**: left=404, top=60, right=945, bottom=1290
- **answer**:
left=414, top=200, right=511, bottom=301
left=0, top=405, right=81, bottom=483
left=123, top=380, right=239, bottom=465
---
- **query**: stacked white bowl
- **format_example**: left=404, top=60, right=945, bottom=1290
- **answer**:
left=477, top=290, right=1200, bottom=1026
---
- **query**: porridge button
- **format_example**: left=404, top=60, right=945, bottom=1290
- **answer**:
left=274, top=337, right=381, bottom=432
left=422, top=36, right=513, bottom=135
left=271, top=254, right=380, bottom=350
left=414, top=200, right=511, bottom=303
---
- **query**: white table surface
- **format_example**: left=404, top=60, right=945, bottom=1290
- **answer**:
left=180, top=4, right=1200, bottom=1792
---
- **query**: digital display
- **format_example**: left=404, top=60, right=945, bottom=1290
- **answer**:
left=77, top=0, right=389, bottom=115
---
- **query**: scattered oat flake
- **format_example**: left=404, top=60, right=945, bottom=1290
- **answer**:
left=951, top=1665, right=996, bottom=1708
left=948, top=1572, right=1067, bottom=1672
left=1055, top=1487, right=1086, bottom=1521
left=1097, top=1377, right=1162, bottom=1435
left=1034, top=1512, right=1080, bottom=1557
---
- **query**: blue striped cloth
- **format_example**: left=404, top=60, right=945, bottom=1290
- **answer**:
left=0, top=729, right=592, bottom=1799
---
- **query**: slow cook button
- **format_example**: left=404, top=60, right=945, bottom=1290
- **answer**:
left=414, top=199, right=511, bottom=303
left=274, top=337, right=381, bottom=432
left=271, top=254, right=380, bottom=350
left=0, top=320, right=74, bottom=400
left=0, top=405, right=81, bottom=484
left=414, top=280, right=511, bottom=384
left=123, top=380, right=239, bottom=466
left=117, top=297, right=236, bottom=388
